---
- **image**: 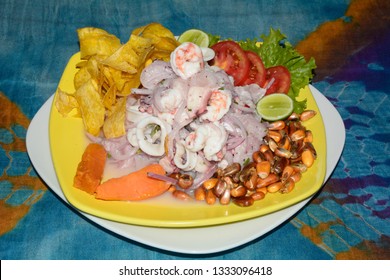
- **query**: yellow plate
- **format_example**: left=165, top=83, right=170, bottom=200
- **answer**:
left=49, top=52, right=326, bottom=228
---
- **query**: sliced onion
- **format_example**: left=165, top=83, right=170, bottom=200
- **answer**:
left=147, top=172, right=178, bottom=185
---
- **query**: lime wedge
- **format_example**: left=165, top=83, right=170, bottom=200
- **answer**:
left=178, top=29, right=209, bottom=47
left=256, top=93, right=294, bottom=121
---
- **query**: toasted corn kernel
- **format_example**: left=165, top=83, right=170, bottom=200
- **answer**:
left=300, top=110, right=316, bottom=121
left=252, top=151, right=265, bottom=163
left=256, top=161, right=271, bottom=179
left=268, top=120, right=286, bottom=130
left=178, top=174, right=194, bottom=189
left=304, top=130, right=313, bottom=143
left=274, top=147, right=292, bottom=158
left=272, top=157, right=289, bottom=174
left=281, top=165, right=295, bottom=183
left=194, top=187, right=206, bottom=201
left=302, top=149, right=315, bottom=167
left=290, top=129, right=306, bottom=142
left=268, top=130, right=282, bottom=142
left=233, top=196, right=254, bottom=207
left=279, top=135, right=291, bottom=150
left=222, top=162, right=241, bottom=176
left=172, top=190, right=192, bottom=201
left=262, top=149, right=275, bottom=164
left=304, top=142, right=317, bottom=159
left=288, top=112, right=300, bottom=121
left=202, top=178, right=219, bottom=190
left=256, top=173, right=280, bottom=188
left=251, top=191, right=265, bottom=201
left=214, top=180, right=227, bottom=197
left=267, top=181, right=283, bottom=193
left=259, top=144, right=270, bottom=153
left=219, top=189, right=231, bottom=205
left=288, top=121, right=297, bottom=134
left=280, top=178, right=295, bottom=194
left=290, top=171, right=302, bottom=183
left=256, top=186, right=268, bottom=196
left=231, top=185, right=247, bottom=197
left=244, top=173, right=257, bottom=190
left=291, top=163, right=308, bottom=173
left=268, top=138, right=278, bottom=152
left=205, top=189, right=216, bottom=205
left=223, top=176, right=235, bottom=187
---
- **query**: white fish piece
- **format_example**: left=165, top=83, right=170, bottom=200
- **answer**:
left=186, top=86, right=212, bottom=118
left=136, top=116, right=171, bottom=157
left=234, top=83, right=266, bottom=108
left=170, top=42, right=204, bottom=79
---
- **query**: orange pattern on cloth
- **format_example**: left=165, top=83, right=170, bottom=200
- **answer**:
left=0, top=92, right=47, bottom=235
left=296, top=0, right=390, bottom=80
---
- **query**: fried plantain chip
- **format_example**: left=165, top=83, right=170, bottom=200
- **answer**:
left=103, top=84, right=117, bottom=111
left=74, top=57, right=102, bottom=90
left=132, top=22, right=176, bottom=43
left=103, top=97, right=126, bottom=138
left=74, top=79, right=105, bottom=136
left=77, top=27, right=121, bottom=60
left=74, top=67, right=91, bottom=90
left=55, top=88, right=80, bottom=117
left=101, top=35, right=153, bottom=73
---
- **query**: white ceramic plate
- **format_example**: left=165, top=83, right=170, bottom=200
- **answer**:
left=26, top=85, right=345, bottom=254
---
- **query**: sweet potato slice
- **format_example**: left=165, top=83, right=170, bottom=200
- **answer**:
left=95, top=164, right=170, bottom=201
left=74, top=143, right=107, bottom=194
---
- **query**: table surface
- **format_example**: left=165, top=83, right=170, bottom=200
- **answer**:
left=1, top=0, right=389, bottom=260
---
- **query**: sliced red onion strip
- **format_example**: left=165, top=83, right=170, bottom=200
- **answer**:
left=147, top=172, right=178, bottom=185
left=226, top=136, right=245, bottom=150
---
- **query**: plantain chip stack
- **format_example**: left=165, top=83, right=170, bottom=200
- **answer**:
left=56, top=23, right=179, bottom=138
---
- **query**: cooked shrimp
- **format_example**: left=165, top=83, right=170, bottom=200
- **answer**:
left=171, top=42, right=204, bottom=79
left=199, top=89, right=232, bottom=122
left=184, top=123, right=228, bottom=162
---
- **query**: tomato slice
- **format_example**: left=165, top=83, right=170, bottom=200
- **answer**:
left=210, top=41, right=250, bottom=85
left=240, top=50, right=266, bottom=87
left=264, top=66, right=291, bottom=95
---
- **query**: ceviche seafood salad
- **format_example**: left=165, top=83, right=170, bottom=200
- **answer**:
left=56, top=23, right=317, bottom=207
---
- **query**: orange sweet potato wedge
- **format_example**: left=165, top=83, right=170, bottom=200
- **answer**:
left=95, top=163, right=170, bottom=201
left=74, top=143, right=107, bottom=194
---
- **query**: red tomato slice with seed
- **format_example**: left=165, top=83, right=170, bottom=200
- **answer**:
left=210, top=41, right=250, bottom=85
left=264, top=65, right=291, bottom=95
left=240, top=50, right=266, bottom=87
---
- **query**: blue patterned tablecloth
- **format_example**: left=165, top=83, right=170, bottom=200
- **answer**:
left=0, top=0, right=389, bottom=259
